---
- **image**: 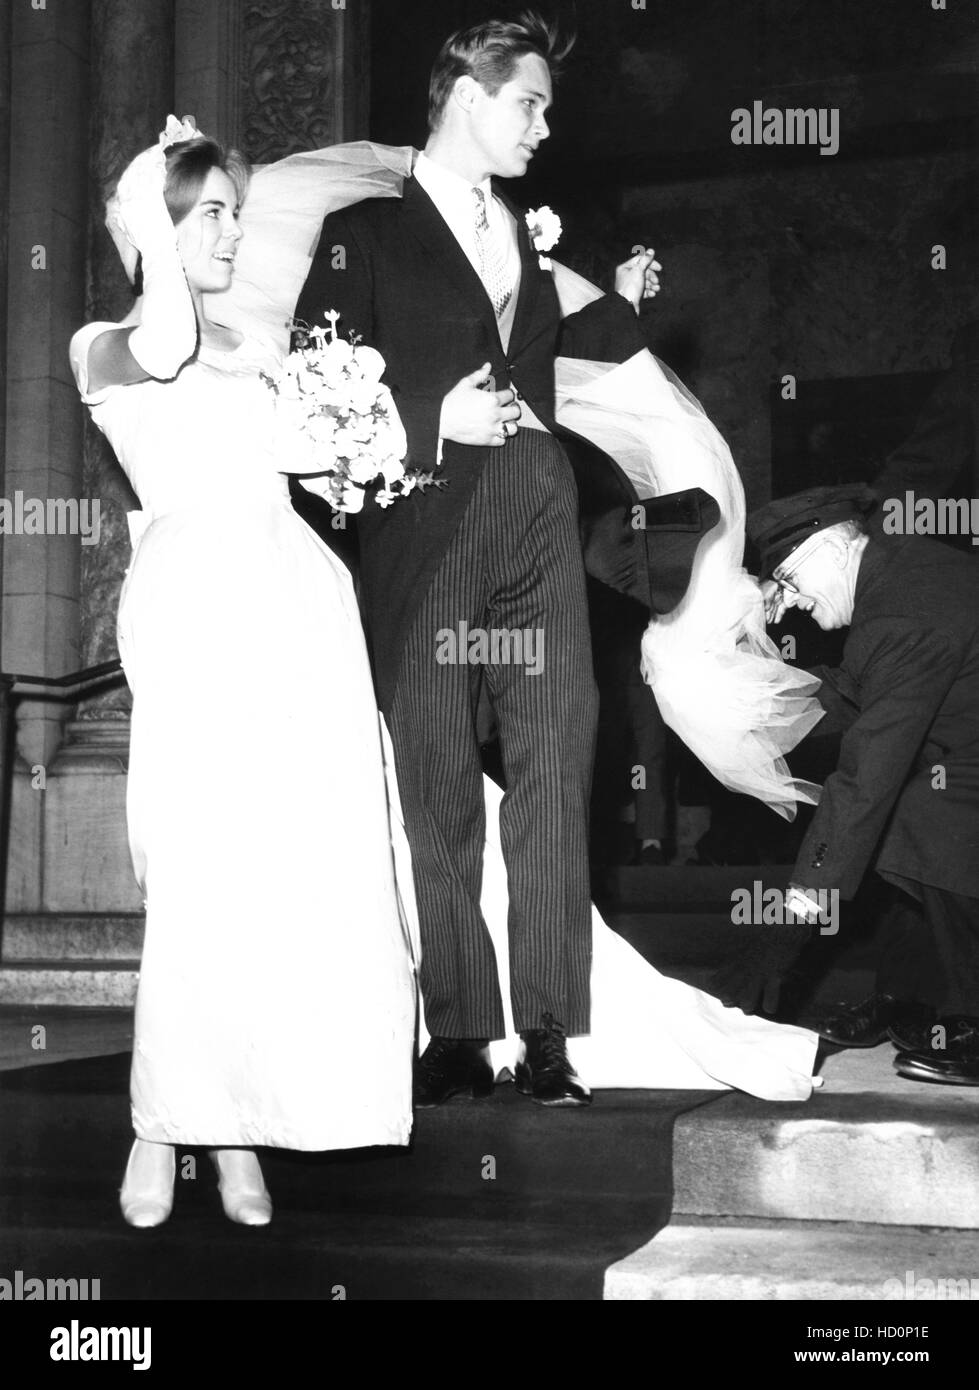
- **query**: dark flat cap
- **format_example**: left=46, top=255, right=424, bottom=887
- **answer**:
left=747, top=484, right=876, bottom=577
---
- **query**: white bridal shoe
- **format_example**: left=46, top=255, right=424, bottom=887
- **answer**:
left=210, top=1148, right=272, bottom=1226
left=120, top=1138, right=176, bottom=1228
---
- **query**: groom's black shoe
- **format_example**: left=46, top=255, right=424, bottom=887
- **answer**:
left=413, top=1037, right=494, bottom=1108
left=893, top=1016, right=979, bottom=1086
left=813, top=993, right=935, bottom=1050
left=515, top=1014, right=592, bottom=1107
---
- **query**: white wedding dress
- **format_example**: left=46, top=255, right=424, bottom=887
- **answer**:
left=69, top=323, right=416, bottom=1150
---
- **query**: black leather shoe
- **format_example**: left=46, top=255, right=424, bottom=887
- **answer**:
left=886, top=1007, right=941, bottom=1054
left=413, top=1037, right=494, bottom=1108
left=813, top=994, right=934, bottom=1049
left=894, top=1016, right=979, bottom=1086
left=515, top=1014, right=592, bottom=1107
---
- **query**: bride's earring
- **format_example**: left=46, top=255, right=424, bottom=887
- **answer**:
left=119, top=1137, right=176, bottom=1228
left=209, top=1148, right=272, bottom=1226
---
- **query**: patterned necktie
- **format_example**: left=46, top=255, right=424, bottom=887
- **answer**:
left=473, top=186, right=513, bottom=318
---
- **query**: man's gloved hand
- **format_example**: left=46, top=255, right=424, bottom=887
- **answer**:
left=712, top=922, right=812, bottom=1015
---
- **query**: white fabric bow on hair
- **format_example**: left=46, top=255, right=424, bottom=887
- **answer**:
left=105, top=114, right=205, bottom=283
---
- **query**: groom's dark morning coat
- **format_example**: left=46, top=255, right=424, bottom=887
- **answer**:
left=296, top=173, right=716, bottom=1039
left=295, top=177, right=715, bottom=712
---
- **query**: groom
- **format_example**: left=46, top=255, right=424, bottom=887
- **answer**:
left=297, top=14, right=702, bottom=1106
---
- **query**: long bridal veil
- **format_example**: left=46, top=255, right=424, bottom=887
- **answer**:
left=551, top=261, right=824, bottom=818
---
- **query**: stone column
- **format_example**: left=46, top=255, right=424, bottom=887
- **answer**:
left=2, top=1, right=93, bottom=911
left=38, top=0, right=175, bottom=914
left=174, top=0, right=242, bottom=140
left=2, top=0, right=92, bottom=769
left=0, top=0, right=12, bottom=909
left=0, top=0, right=11, bottom=541
left=79, top=0, right=176, bottom=704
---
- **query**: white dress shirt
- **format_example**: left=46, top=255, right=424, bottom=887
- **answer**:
left=413, top=152, right=548, bottom=435
left=413, top=152, right=521, bottom=292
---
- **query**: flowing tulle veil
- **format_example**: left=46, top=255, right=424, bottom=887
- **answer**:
left=211, top=141, right=824, bottom=818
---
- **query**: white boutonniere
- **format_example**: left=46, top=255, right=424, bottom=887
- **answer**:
left=526, top=205, right=562, bottom=270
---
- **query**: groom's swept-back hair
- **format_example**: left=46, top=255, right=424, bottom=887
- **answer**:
left=428, top=10, right=575, bottom=131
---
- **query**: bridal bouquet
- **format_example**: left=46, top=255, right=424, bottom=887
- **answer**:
left=263, top=312, right=443, bottom=512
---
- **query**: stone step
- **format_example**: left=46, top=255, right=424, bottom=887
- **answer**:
left=0, top=915, right=143, bottom=1008
left=1, top=914, right=144, bottom=962
left=673, top=1045, right=979, bottom=1229
left=604, top=1218, right=979, bottom=1300
left=0, top=963, right=138, bottom=1008
left=0, top=905, right=876, bottom=1008
left=601, top=864, right=774, bottom=909
left=0, top=1005, right=133, bottom=1072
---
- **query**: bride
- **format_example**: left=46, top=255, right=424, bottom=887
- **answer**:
left=68, top=118, right=415, bottom=1228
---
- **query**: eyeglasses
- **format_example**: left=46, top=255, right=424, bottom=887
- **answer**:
left=772, top=532, right=835, bottom=598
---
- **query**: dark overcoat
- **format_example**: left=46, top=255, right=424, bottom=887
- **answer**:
left=794, top=533, right=979, bottom=901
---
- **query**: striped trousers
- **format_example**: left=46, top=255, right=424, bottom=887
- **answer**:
left=388, top=430, right=597, bottom=1039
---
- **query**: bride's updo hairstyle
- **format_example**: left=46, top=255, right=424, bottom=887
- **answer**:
left=427, top=9, right=575, bottom=132
left=162, top=136, right=250, bottom=225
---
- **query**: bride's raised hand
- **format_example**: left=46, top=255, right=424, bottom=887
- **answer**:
left=94, top=115, right=203, bottom=386
left=108, top=115, right=201, bottom=262
left=110, top=147, right=171, bottom=256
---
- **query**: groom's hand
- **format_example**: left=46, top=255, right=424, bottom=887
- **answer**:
left=614, top=248, right=662, bottom=313
left=439, top=363, right=522, bottom=446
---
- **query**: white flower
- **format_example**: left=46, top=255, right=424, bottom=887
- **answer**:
left=305, top=413, right=337, bottom=448
left=322, top=337, right=355, bottom=369
left=332, top=426, right=363, bottom=459
left=380, top=453, right=408, bottom=486
left=312, top=337, right=356, bottom=389
left=336, top=479, right=366, bottom=514
left=353, top=345, right=386, bottom=383
left=347, top=451, right=381, bottom=485
left=346, top=383, right=382, bottom=416
left=525, top=205, right=562, bottom=254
